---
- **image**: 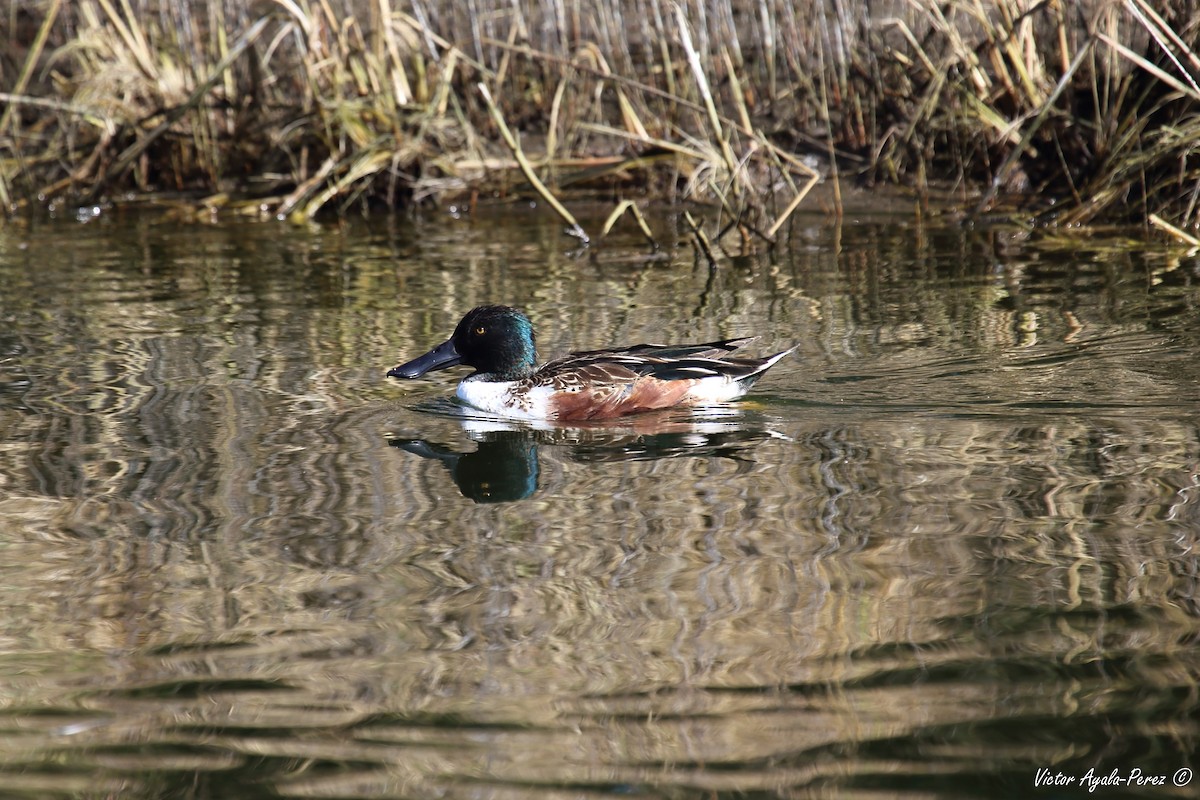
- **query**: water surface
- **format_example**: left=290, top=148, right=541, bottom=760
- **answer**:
left=0, top=204, right=1197, bottom=798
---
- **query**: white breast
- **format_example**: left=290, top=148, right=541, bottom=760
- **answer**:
left=456, top=377, right=554, bottom=420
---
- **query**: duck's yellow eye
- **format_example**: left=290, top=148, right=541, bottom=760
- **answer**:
left=474, top=326, right=486, bottom=335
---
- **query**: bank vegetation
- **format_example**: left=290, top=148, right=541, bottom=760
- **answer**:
left=1, top=0, right=1199, bottom=242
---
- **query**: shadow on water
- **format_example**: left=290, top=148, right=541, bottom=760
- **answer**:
left=0, top=207, right=1197, bottom=798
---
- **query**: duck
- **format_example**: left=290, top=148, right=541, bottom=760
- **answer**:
left=386, top=305, right=795, bottom=421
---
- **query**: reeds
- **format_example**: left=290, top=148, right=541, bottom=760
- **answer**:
left=2, top=0, right=1200, bottom=236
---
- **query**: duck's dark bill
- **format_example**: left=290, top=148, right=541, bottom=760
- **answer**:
left=387, top=338, right=462, bottom=379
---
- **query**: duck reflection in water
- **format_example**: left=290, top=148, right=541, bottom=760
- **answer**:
left=388, top=408, right=784, bottom=503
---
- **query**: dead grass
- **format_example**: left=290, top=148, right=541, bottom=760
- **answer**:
left=1, top=0, right=1199, bottom=241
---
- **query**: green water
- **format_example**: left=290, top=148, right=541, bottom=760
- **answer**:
left=0, top=204, right=1197, bottom=798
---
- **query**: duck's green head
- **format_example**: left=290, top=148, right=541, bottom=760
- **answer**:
left=388, top=305, right=538, bottom=381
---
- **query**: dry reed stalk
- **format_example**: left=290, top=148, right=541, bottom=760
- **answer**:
left=683, top=209, right=716, bottom=265
left=376, top=0, right=414, bottom=104
left=812, top=16, right=841, bottom=218
left=546, top=71, right=568, bottom=163
left=721, top=48, right=753, bottom=135
left=477, top=81, right=588, bottom=243
left=673, top=4, right=739, bottom=186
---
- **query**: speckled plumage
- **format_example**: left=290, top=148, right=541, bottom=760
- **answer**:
left=388, top=306, right=794, bottom=421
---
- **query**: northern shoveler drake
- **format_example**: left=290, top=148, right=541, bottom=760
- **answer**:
left=387, top=305, right=795, bottom=421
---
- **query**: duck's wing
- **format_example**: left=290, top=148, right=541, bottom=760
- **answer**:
left=539, top=341, right=790, bottom=384
left=565, top=337, right=758, bottom=361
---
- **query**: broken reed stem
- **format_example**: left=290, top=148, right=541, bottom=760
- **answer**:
left=1149, top=213, right=1200, bottom=246
left=766, top=170, right=821, bottom=238
left=601, top=199, right=658, bottom=247
left=477, top=81, right=589, bottom=243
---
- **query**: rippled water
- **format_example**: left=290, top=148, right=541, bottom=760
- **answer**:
left=0, top=204, right=1198, bottom=798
